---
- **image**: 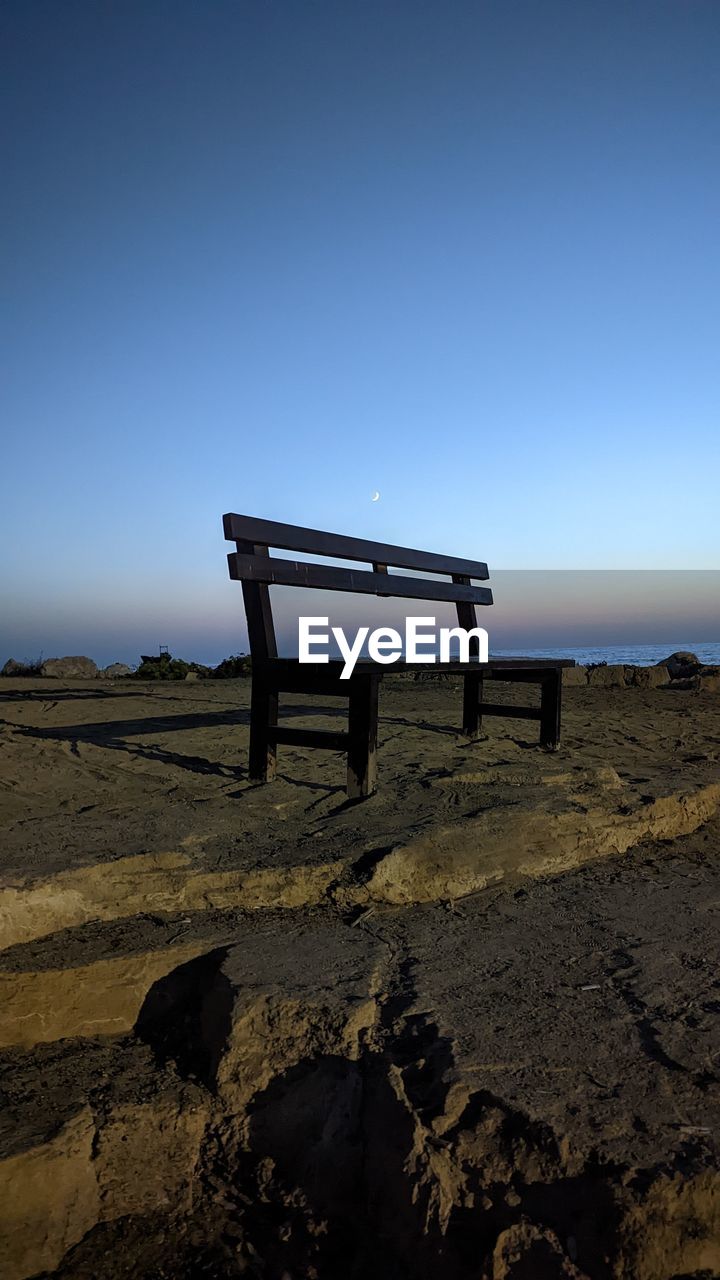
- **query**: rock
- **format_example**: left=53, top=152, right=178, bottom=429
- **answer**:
left=40, top=656, right=98, bottom=679
left=587, top=664, right=625, bottom=688
left=1, top=659, right=26, bottom=677
left=562, top=665, right=588, bottom=686
left=627, top=665, right=670, bottom=689
left=698, top=666, right=720, bottom=694
left=102, top=663, right=133, bottom=678
left=185, top=671, right=200, bottom=681
left=659, top=651, right=701, bottom=680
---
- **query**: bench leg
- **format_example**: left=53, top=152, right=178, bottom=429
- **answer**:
left=249, top=675, right=278, bottom=782
left=347, top=674, right=379, bottom=798
left=462, top=672, right=483, bottom=737
left=540, top=670, right=562, bottom=748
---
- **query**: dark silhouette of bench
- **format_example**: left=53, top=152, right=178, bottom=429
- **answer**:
left=223, top=514, right=574, bottom=798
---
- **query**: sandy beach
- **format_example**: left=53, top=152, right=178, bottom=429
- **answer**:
left=0, top=671, right=719, bottom=1279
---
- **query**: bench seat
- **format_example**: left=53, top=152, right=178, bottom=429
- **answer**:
left=261, top=657, right=576, bottom=677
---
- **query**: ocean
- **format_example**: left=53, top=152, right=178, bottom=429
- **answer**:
left=307, top=640, right=720, bottom=668
left=491, top=642, right=720, bottom=667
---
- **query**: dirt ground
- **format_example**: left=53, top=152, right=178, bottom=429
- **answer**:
left=0, top=675, right=719, bottom=1279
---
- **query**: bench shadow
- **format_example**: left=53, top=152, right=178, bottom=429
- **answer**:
left=0, top=687, right=133, bottom=704
left=15, top=703, right=347, bottom=742
left=16, top=709, right=252, bottom=739
left=13, top=702, right=526, bottom=790
left=13, top=705, right=349, bottom=784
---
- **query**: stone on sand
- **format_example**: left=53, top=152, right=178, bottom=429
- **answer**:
left=627, top=664, right=669, bottom=689
left=40, top=656, right=98, bottom=679
left=102, top=662, right=133, bottom=678
left=587, top=663, right=625, bottom=687
left=562, top=665, right=588, bottom=686
left=697, top=666, right=720, bottom=693
left=659, top=651, right=701, bottom=679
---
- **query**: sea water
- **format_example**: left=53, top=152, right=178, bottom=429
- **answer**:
left=492, top=642, right=720, bottom=667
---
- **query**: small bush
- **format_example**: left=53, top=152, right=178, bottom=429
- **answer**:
left=132, top=652, right=252, bottom=680
left=212, top=654, right=252, bottom=679
left=134, top=653, right=211, bottom=681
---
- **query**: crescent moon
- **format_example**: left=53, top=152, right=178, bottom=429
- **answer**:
left=371, top=491, right=380, bottom=502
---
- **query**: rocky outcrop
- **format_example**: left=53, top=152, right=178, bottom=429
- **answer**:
left=562, top=665, right=587, bottom=686
left=559, top=661, right=715, bottom=690
left=40, top=656, right=98, bottom=679
left=698, top=666, right=720, bottom=693
left=101, top=662, right=133, bottom=678
left=626, top=663, right=670, bottom=688
left=586, top=663, right=625, bottom=687
left=658, top=651, right=701, bottom=679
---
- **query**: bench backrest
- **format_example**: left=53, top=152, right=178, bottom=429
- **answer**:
left=223, top=512, right=493, bottom=660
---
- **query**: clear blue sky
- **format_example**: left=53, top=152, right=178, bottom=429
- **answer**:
left=2, top=1, right=719, bottom=663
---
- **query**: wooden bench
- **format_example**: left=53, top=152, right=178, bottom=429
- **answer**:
left=223, top=513, right=574, bottom=798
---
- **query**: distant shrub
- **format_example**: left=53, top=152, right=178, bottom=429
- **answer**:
left=211, top=654, right=252, bottom=679
left=586, top=661, right=608, bottom=673
left=134, top=653, right=211, bottom=681
left=132, top=652, right=252, bottom=680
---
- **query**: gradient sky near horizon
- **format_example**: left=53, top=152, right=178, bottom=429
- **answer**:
left=2, top=0, right=719, bottom=664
